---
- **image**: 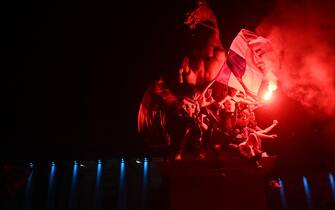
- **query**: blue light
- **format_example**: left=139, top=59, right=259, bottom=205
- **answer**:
left=48, top=162, right=56, bottom=194
left=328, top=173, right=335, bottom=202
left=278, top=178, right=288, bottom=210
left=45, top=162, right=56, bottom=210
left=142, top=158, right=149, bottom=210
left=143, top=158, right=148, bottom=184
left=23, top=164, right=34, bottom=210
left=29, top=162, right=34, bottom=168
left=96, top=160, right=102, bottom=190
left=118, top=158, right=126, bottom=210
left=95, top=160, right=103, bottom=210
left=302, top=176, right=314, bottom=210
left=68, top=161, right=79, bottom=210
left=120, top=159, right=125, bottom=182
left=71, top=161, right=79, bottom=189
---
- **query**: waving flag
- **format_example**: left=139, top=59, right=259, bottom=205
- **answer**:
left=216, top=29, right=271, bottom=96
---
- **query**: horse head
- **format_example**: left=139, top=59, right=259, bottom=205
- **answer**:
left=184, top=0, right=218, bottom=30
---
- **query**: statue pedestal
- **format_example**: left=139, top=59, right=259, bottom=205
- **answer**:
left=158, top=156, right=276, bottom=210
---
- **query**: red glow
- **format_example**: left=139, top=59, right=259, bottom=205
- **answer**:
left=263, top=81, right=277, bottom=101
left=256, top=0, right=335, bottom=116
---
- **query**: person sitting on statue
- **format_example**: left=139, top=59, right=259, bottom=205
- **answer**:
left=197, top=87, right=218, bottom=129
left=196, top=87, right=221, bottom=151
left=232, top=108, right=278, bottom=168
left=217, top=87, right=259, bottom=134
left=174, top=96, right=206, bottom=160
left=248, top=110, right=278, bottom=134
left=248, top=110, right=279, bottom=157
left=198, top=87, right=216, bottom=108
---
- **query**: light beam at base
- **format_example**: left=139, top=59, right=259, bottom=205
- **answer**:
left=23, top=163, right=34, bottom=210
left=302, top=176, right=314, bottom=210
left=328, top=173, right=335, bottom=202
left=68, top=161, right=78, bottom=210
left=95, top=160, right=102, bottom=210
left=45, top=162, right=56, bottom=210
left=278, top=178, right=288, bottom=210
left=118, top=159, right=126, bottom=210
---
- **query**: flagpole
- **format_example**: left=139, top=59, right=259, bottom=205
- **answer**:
left=201, top=79, right=216, bottom=97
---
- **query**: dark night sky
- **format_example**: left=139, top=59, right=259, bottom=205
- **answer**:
left=3, top=0, right=335, bottom=168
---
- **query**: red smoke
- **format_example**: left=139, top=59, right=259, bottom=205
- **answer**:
left=256, top=0, right=335, bottom=116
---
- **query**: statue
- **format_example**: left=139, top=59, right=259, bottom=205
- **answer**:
left=137, top=0, right=277, bottom=160
left=138, top=0, right=226, bottom=159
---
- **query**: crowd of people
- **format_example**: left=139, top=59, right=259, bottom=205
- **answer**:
left=176, top=84, right=278, bottom=168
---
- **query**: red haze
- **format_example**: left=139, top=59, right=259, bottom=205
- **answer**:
left=256, top=0, right=335, bottom=117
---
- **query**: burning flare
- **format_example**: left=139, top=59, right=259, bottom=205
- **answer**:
left=263, top=81, right=277, bottom=101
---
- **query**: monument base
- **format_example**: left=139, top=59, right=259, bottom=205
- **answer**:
left=157, top=156, right=276, bottom=210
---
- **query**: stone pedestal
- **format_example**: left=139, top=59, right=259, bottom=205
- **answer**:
left=158, top=156, right=276, bottom=210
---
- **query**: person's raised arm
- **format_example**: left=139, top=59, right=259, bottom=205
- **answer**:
left=234, top=95, right=259, bottom=105
left=255, top=132, right=278, bottom=139
left=257, top=120, right=278, bottom=134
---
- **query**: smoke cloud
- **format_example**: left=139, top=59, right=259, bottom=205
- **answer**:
left=256, top=0, right=335, bottom=116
